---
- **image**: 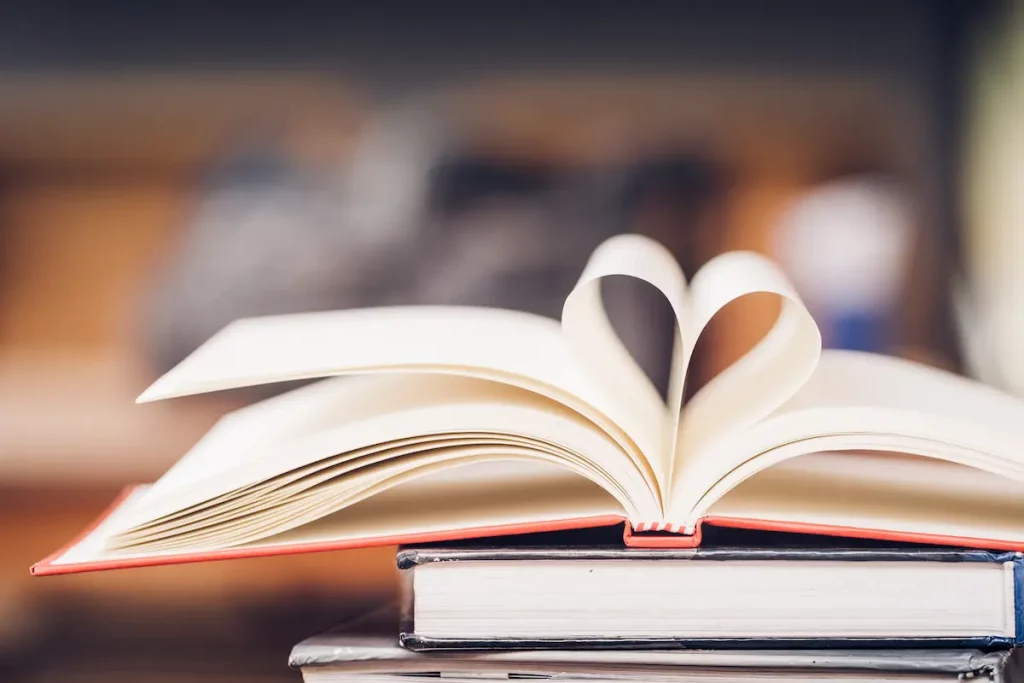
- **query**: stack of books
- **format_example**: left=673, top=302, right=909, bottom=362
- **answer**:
left=287, top=538, right=1023, bottom=682
left=31, top=235, right=1024, bottom=681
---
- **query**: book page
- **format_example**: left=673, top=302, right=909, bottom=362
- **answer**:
left=561, top=234, right=689, bottom=497
left=138, top=307, right=570, bottom=403
left=138, top=306, right=657, bottom=497
left=129, top=434, right=558, bottom=543
left=675, top=350, right=1024, bottom=524
left=51, top=461, right=625, bottom=566
left=120, top=446, right=606, bottom=552
left=137, top=234, right=701, bottom=509
left=707, top=449, right=1024, bottom=546
left=225, top=459, right=623, bottom=548
left=117, top=433, right=642, bottom=553
left=116, top=373, right=661, bottom=535
left=668, top=251, right=821, bottom=511
left=784, top=349, right=1024, bottom=452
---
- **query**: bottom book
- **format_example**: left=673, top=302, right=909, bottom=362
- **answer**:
left=289, top=613, right=1022, bottom=683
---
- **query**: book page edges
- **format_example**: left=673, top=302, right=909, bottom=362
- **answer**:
left=30, top=488, right=626, bottom=576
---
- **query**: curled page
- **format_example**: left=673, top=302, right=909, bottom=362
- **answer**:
left=136, top=305, right=656, bottom=492
left=120, top=373, right=657, bottom=533
left=561, top=234, right=689, bottom=498
left=670, top=251, right=821, bottom=514
left=138, top=306, right=571, bottom=403
left=686, top=348, right=1024, bottom=523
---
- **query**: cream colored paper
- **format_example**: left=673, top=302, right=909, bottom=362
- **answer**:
left=48, top=233, right=1024, bottom=563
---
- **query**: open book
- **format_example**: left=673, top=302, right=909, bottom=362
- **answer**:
left=33, top=235, right=1024, bottom=575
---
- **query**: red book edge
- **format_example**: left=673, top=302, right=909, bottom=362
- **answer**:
left=32, top=485, right=1024, bottom=576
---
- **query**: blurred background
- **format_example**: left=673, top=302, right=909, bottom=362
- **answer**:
left=2, top=1, right=1023, bottom=680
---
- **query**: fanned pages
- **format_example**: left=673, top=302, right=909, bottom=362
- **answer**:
left=33, top=234, right=1024, bottom=575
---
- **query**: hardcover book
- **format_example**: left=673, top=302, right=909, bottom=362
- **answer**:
left=396, top=546, right=1024, bottom=650
left=32, top=234, right=1024, bottom=575
left=391, top=548, right=1024, bottom=651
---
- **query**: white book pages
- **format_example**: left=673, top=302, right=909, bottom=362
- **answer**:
left=52, top=232, right=1024, bottom=560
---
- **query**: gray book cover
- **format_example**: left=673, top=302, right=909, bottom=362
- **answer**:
left=289, top=606, right=1019, bottom=682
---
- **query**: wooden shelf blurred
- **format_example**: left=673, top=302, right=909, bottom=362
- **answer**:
left=0, top=72, right=360, bottom=173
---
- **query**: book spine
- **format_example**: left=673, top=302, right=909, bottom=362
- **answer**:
left=633, top=521, right=689, bottom=533
left=623, top=521, right=702, bottom=548
left=398, top=550, right=416, bottom=643
left=1014, top=553, right=1024, bottom=646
